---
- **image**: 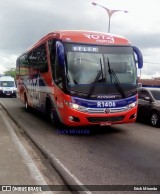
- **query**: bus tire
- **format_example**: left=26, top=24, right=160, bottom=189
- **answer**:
left=24, top=94, right=31, bottom=112
left=46, top=100, right=60, bottom=126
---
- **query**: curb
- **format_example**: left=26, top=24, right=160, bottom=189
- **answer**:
left=0, top=102, right=91, bottom=194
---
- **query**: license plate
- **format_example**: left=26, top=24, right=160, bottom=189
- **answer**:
left=100, top=122, right=112, bottom=126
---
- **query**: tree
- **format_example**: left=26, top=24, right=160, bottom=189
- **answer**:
left=3, top=68, right=16, bottom=79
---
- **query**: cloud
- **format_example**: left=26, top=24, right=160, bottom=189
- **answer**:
left=0, top=52, right=17, bottom=74
left=0, top=0, right=160, bottom=78
left=0, top=0, right=97, bottom=54
left=124, top=32, right=160, bottom=49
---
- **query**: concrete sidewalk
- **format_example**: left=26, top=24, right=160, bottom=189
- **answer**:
left=0, top=105, right=53, bottom=194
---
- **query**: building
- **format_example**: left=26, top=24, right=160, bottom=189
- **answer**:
left=139, top=77, right=160, bottom=87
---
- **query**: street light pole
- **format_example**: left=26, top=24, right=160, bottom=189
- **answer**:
left=92, top=2, right=128, bottom=33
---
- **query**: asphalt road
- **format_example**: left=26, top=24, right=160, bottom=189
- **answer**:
left=1, top=98, right=160, bottom=194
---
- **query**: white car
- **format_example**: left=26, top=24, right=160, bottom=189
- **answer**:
left=0, top=76, right=17, bottom=97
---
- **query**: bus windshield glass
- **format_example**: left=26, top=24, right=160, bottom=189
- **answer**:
left=64, top=43, right=137, bottom=96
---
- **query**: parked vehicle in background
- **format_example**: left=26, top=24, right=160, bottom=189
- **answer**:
left=137, top=87, right=160, bottom=127
left=0, top=76, right=17, bottom=97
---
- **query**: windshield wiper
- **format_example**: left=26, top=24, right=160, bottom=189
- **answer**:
left=87, top=59, right=103, bottom=98
left=107, top=58, right=126, bottom=98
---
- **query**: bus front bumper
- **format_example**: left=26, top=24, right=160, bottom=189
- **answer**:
left=59, top=106, right=137, bottom=127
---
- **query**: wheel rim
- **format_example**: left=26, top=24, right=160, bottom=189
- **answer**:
left=151, top=113, right=158, bottom=126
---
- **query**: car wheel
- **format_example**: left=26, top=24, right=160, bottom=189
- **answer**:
left=150, top=112, right=159, bottom=127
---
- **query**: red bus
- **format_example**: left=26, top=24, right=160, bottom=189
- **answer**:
left=16, top=30, right=143, bottom=126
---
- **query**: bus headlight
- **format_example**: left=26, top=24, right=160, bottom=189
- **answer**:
left=65, top=101, right=86, bottom=111
left=127, top=102, right=137, bottom=109
left=71, top=103, right=79, bottom=110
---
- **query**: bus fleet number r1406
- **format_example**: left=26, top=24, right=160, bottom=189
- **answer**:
left=97, top=101, right=116, bottom=108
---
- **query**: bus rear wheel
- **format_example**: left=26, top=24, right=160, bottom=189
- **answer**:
left=24, top=95, right=31, bottom=112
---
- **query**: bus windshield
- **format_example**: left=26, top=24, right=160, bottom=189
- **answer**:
left=64, top=43, right=137, bottom=97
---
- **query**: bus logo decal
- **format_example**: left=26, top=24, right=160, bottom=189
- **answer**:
left=83, top=34, right=114, bottom=43
left=105, top=108, right=110, bottom=114
left=97, top=101, right=116, bottom=108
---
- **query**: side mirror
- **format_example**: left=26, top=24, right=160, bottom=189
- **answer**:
left=133, top=46, right=143, bottom=69
left=56, top=41, right=65, bottom=67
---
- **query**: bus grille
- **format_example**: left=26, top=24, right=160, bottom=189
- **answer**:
left=87, top=116, right=125, bottom=123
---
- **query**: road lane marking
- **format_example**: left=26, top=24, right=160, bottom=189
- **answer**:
left=48, top=151, right=92, bottom=194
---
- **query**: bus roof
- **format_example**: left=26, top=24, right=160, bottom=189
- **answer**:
left=27, top=30, right=131, bottom=52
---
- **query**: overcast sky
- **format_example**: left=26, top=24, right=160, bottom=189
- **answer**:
left=0, top=0, right=160, bottom=78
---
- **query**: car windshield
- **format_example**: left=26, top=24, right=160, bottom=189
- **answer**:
left=0, top=81, right=15, bottom=87
left=150, top=90, right=160, bottom=100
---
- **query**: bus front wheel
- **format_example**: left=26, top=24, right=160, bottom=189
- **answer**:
left=46, top=100, right=60, bottom=126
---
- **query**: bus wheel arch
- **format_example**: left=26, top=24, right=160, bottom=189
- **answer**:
left=46, top=98, right=61, bottom=126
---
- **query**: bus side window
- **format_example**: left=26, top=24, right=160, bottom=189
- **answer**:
left=19, top=54, right=28, bottom=75
left=49, top=40, right=63, bottom=89
left=28, top=44, right=48, bottom=73
left=49, top=39, right=56, bottom=78
left=37, top=44, right=48, bottom=73
left=55, top=56, right=63, bottom=88
left=16, top=58, right=20, bottom=75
